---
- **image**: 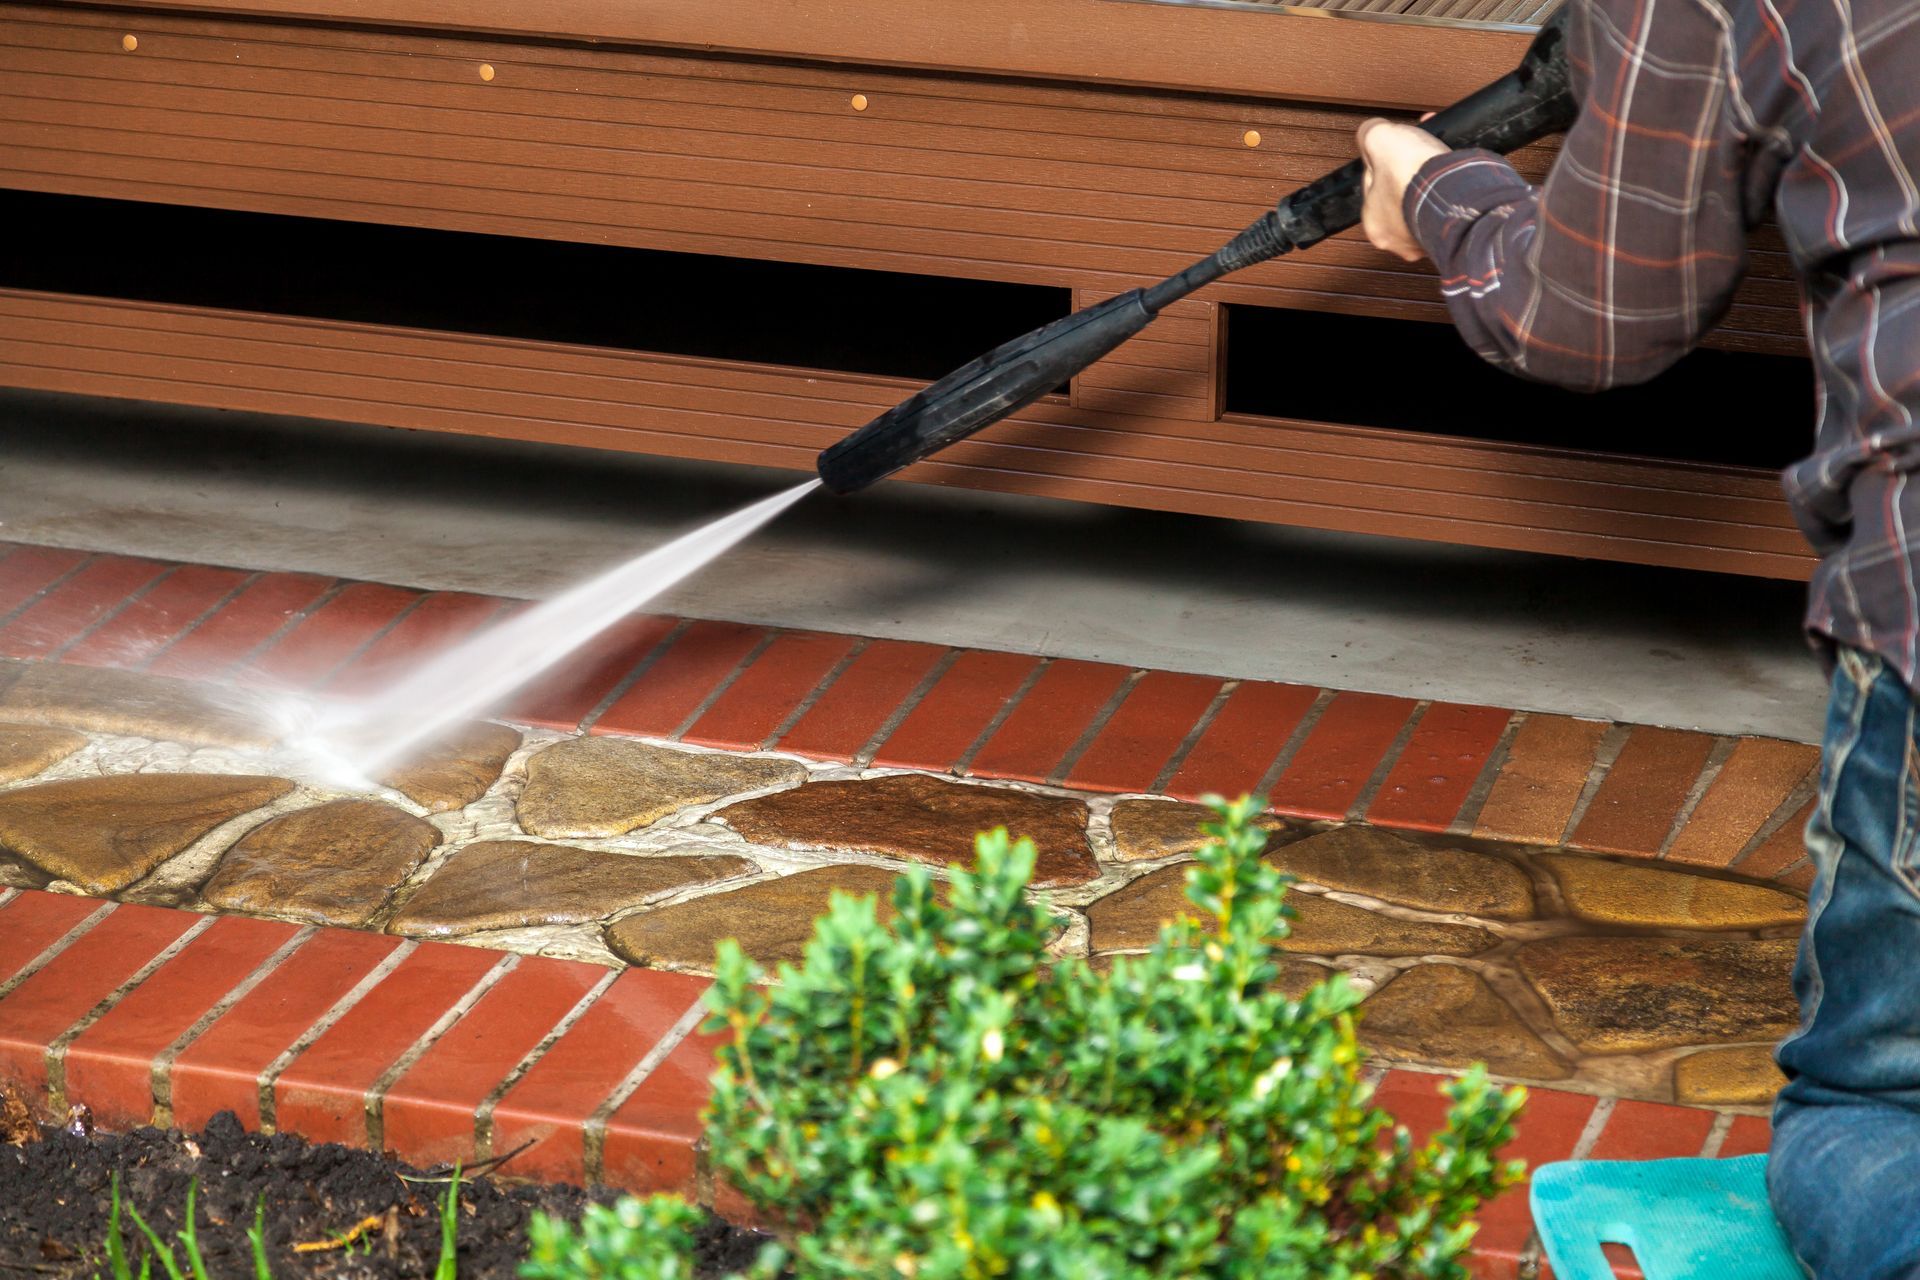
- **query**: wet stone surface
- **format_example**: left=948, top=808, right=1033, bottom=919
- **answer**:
left=1271, top=826, right=1536, bottom=921
left=379, top=721, right=522, bottom=813
left=202, top=799, right=440, bottom=928
left=1673, top=1045, right=1787, bottom=1106
left=1516, top=936, right=1799, bottom=1053
left=719, top=773, right=1099, bottom=887
left=0, top=662, right=278, bottom=750
left=0, top=653, right=1821, bottom=1110
left=1543, top=852, right=1805, bottom=930
left=0, top=723, right=86, bottom=784
left=1085, top=862, right=1494, bottom=956
left=0, top=774, right=294, bottom=894
left=390, top=840, right=754, bottom=938
left=1106, top=798, right=1281, bottom=862
left=1358, top=963, right=1571, bottom=1081
left=607, top=863, right=903, bottom=970
left=518, top=737, right=805, bottom=837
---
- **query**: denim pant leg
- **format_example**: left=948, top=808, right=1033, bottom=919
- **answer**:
left=1769, top=648, right=1920, bottom=1280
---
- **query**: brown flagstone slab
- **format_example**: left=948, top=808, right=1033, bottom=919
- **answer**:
left=1358, top=963, right=1571, bottom=1081
left=606, top=863, right=902, bottom=970
left=1674, top=1045, right=1787, bottom=1106
left=0, top=661, right=277, bottom=749
left=718, top=773, right=1098, bottom=887
left=1515, top=936, right=1798, bottom=1053
left=378, top=721, right=522, bottom=813
left=1543, top=853, right=1805, bottom=930
left=1089, top=951, right=1335, bottom=998
left=1086, top=863, right=1494, bottom=956
left=390, top=840, right=754, bottom=937
left=1107, top=798, right=1281, bottom=863
left=1666, top=738, right=1820, bottom=868
left=203, top=799, right=440, bottom=927
left=518, top=737, right=805, bottom=838
left=1271, top=825, right=1536, bottom=921
left=0, top=723, right=86, bottom=784
left=0, top=773, right=294, bottom=894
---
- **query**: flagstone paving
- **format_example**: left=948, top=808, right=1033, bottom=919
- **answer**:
left=0, top=545, right=1824, bottom=1126
left=0, top=619, right=1815, bottom=1115
left=0, top=543, right=1828, bottom=1279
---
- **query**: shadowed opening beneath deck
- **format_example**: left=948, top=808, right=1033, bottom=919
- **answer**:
left=1224, top=302, right=1814, bottom=470
left=0, top=188, right=1072, bottom=383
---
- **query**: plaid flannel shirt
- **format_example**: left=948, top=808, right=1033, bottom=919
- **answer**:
left=1405, top=0, right=1920, bottom=683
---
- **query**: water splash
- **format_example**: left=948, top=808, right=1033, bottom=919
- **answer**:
left=304, top=479, right=821, bottom=785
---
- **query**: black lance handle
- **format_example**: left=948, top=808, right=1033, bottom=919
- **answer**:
left=817, top=5, right=1578, bottom=495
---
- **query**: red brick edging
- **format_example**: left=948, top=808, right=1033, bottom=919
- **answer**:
left=0, top=885, right=1772, bottom=1279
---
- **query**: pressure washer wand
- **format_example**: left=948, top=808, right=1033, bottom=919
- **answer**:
left=816, top=5, right=1577, bottom=495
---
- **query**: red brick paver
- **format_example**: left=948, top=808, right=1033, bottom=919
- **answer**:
left=593, top=620, right=767, bottom=739
left=380, top=956, right=605, bottom=1168
left=1571, top=727, right=1717, bottom=857
left=600, top=1026, right=726, bottom=1194
left=869, top=649, right=1041, bottom=772
left=775, top=639, right=949, bottom=761
left=1365, top=701, right=1512, bottom=832
left=0, top=889, right=103, bottom=987
left=171, top=929, right=404, bottom=1131
left=1063, top=670, right=1223, bottom=795
left=146, top=571, right=335, bottom=678
left=1267, top=690, right=1418, bottom=822
left=0, top=555, right=169, bottom=661
left=61, top=916, right=299, bottom=1128
left=242, top=582, right=421, bottom=690
left=327, top=591, right=509, bottom=696
left=0, top=546, right=88, bottom=621
left=490, top=968, right=710, bottom=1184
left=1375, top=1069, right=1603, bottom=1280
left=1474, top=714, right=1610, bottom=845
left=682, top=631, right=857, bottom=751
left=966, top=658, right=1130, bottom=785
left=1667, top=738, right=1820, bottom=868
left=0, top=904, right=198, bottom=1112
left=1163, top=679, right=1320, bottom=803
left=509, top=614, right=677, bottom=731
left=62, top=564, right=250, bottom=669
left=273, top=942, right=500, bottom=1144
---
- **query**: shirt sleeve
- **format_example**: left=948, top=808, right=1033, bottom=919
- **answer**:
left=1402, top=0, right=1752, bottom=393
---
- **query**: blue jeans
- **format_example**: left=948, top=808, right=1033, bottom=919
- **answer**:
left=1770, top=648, right=1920, bottom=1280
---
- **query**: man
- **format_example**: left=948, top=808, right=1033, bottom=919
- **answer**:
left=1353, top=2, right=1920, bottom=1275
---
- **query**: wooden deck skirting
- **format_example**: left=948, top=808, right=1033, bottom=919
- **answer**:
left=0, top=1, right=1815, bottom=577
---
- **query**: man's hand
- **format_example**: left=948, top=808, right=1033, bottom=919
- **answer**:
left=1356, top=118, right=1450, bottom=263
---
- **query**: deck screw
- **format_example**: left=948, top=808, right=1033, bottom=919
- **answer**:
left=121, top=33, right=138, bottom=51
left=850, top=93, right=869, bottom=111
left=479, top=63, right=496, bottom=81
left=1243, top=129, right=1262, bottom=148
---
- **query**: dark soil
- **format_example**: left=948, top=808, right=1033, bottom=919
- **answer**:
left=0, top=1103, right=767, bottom=1279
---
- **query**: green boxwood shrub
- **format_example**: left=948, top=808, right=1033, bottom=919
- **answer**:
left=527, top=796, right=1525, bottom=1280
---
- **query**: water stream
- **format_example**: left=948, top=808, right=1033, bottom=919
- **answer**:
left=284, top=479, right=821, bottom=788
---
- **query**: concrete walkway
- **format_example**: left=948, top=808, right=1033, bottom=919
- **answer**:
left=0, top=389, right=1824, bottom=741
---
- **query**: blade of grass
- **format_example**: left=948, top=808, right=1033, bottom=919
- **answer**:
left=104, top=1173, right=132, bottom=1280
left=123, top=1199, right=185, bottom=1280
left=247, top=1195, right=273, bottom=1280
left=179, top=1182, right=211, bottom=1280
left=433, top=1163, right=461, bottom=1280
